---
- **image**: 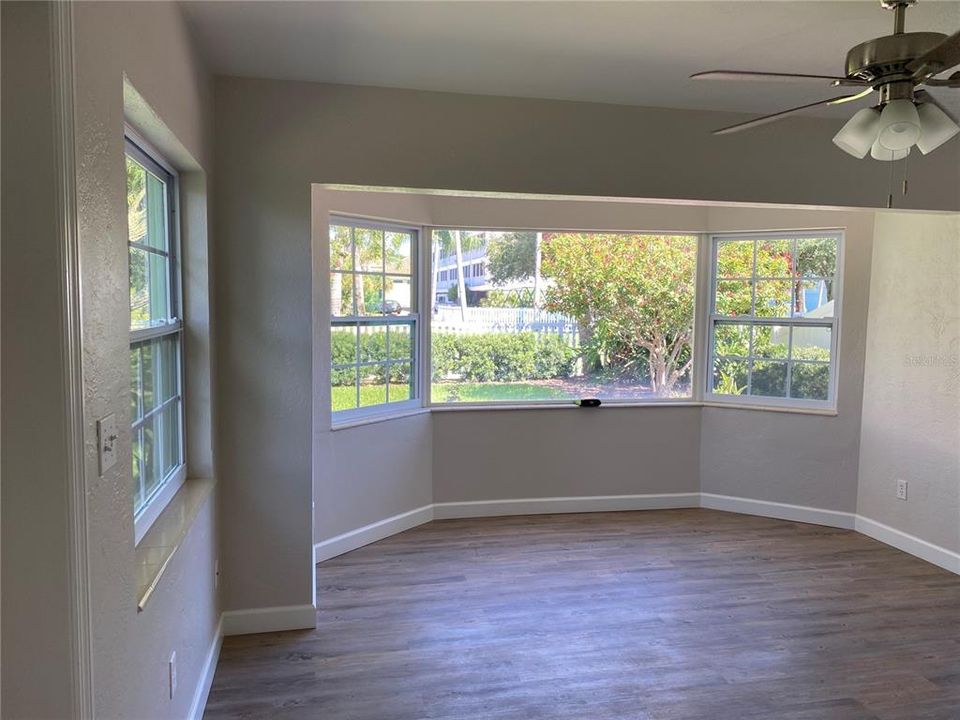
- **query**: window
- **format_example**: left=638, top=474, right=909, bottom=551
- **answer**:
left=430, top=229, right=698, bottom=404
left=126, top=137, right=185, bottom=542
left=330, top=218, right=419, bottom=420
left=707, top=232, right=841, bottom=407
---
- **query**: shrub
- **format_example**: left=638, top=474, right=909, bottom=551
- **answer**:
left=331, top=329, right=358, bottom=386
left=331, top=329, right=413, bottom=386
left=431, top=333, right=459, bottom=378
left=532, top=334, right=579, bottom=379
left=334, top=329, right=577, bottom=386
left=430, top=331, right=577, bottom=382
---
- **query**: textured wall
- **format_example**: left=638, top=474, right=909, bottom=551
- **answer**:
left=1, top=3, right=77, bottom=716
left=858, top=212, right=960, bottom=552
left=72, top=2, right=218, bottom=717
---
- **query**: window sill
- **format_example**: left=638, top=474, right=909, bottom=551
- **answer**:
left=430, top=400, right=836, bottom=416
left=135, top=476, right=215, bottom=612
left=700, top=401, right=838, bottom=416
left=327, top=399, right=837, bottom=429
left=331, top=406, right=431, bottom=431
left=429, top=400, right=701, bottom=412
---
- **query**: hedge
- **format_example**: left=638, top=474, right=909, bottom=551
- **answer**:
left=332, top=328, right=413, bottom=385
left=332, top=330, right=577, bottom=385
left=433, top=332, right=577, bottom=382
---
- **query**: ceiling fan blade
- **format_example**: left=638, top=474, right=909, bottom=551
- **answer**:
left=712, top=94, right=867, bottom=136
left=908, top=29, right=960, bottom=76
left=922, top=71, right=960, bottom=88
left=691, top=70, right=867, bottom=86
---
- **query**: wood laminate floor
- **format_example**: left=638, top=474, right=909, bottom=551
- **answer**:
left=204, top=509, right=960, bottom=720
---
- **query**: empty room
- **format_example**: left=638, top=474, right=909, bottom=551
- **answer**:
left=3, top=1, right=960, bottom=719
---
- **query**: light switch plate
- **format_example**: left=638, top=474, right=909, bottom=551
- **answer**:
left=97, top=413, right=118, bottom=475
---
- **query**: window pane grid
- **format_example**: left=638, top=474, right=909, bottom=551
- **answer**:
left=131, top=394, right=182, bottom=432
left=331, top=220, right=419, bottom=417
left=127, top=140, right=185, bottom=521
left=710, top=233, right=839, bottom=404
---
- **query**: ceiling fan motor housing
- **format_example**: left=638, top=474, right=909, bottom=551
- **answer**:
left=845, top=32, right=947, bottom=84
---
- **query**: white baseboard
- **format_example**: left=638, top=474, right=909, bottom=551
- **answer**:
left=855, top=515, right=960, bottom=575
left=221, top=604, right=317, bottom=637
left=700, top=492, right=857, bottom=530
left=310, top=494, right=957, bottom=577
left=432, top=493, right=700, bottom=519
left=188, top=616, right=223, bottom=720
left=314, top=504, right=434, bottom=563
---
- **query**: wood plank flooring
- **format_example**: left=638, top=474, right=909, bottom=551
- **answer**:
left=204, top=509, right=960, bottom=719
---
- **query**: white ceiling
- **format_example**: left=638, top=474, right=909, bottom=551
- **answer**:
left=181, top=0, right=960, bottom=117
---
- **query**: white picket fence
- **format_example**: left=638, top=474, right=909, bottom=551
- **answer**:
left=432, top=306, right=579, bottom=344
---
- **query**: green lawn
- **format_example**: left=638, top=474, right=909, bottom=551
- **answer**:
left=431, top=382, right=567, bottom=403
left=332, top=381, right=568, bottom=411
left=332, top=383, right=413, bottom=412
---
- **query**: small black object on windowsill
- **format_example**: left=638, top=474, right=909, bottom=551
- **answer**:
left=575, top=398, right=602, bottom=408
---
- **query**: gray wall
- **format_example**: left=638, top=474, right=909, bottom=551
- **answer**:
left=321, top=416, right=433, bottom=539
left=72, top=2, right=219, bottom=718
left=434, top=408, right=701, bottom=503
left=858, top=212, right=960, bottom=552
left=212, top=77, right=959, bottom=573
left=1, top=4, right=77, bottom=716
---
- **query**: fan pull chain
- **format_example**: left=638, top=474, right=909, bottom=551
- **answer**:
left=902, top=153, right=909, bottom=198
left=887, top=155, right=895, bottom=209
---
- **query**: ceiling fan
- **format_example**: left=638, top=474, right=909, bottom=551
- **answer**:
left=691, top=0, right=960, bottom=160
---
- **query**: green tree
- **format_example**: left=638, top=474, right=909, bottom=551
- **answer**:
left=487, top=232, right=537, bottom=284
left=329, top=225, right=406, bottom=315
left=542, top=233, right=698, bottom=395
left=486, top=231, right=543, bottom=308
left=127, top=158, right=148, bottom=324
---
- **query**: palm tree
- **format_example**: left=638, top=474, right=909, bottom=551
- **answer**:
left=431, top=229, right=485, bottom=318
left=329, top=225, right=405, bottom=315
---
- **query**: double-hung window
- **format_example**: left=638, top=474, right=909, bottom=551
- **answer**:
left=329, top=218, right=419, bottom=421
left=707, top=232, right=841, bottom=408
left=126, top=136, right=186, bottom=542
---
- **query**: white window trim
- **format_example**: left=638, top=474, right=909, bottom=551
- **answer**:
left=330, top=216, right=422, bottom=426
left=703, top=230, right=844, bottom=412
left=126, top=131, right=188, bottom=545
left=323, top=223, right=846, bottom=428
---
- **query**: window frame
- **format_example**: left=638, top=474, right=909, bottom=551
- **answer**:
left=125, top=132, right=187, bottom=544
left=704, top=230, right=843, bottom=411
left=329, top=215, right=421, bottom=425
left=425, top=225, right=703, bottom=409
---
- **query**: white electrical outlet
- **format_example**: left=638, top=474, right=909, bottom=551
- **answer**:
left=896, top=479, right=908, bottom=501
left=169, top=651, right=177, bottom=699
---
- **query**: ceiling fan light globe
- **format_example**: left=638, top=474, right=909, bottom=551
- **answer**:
left=916, top=102, right=960, bottom=155
left=877, top=100, right=921, bottom=151
left=832, top=107, right=882, bottom=158
left=870, top=137, right=911, bottom=161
